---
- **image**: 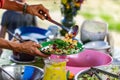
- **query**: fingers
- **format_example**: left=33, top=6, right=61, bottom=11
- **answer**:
left=29, top=47, right=49, bottom=58
left=37, top=4, right=51, bottom=20
left=30, top=42, right=50, bottom=58
left=35, top=49, right=50, bottom=58
left=13, top=40, right=49, bottom=58
left=33, top=42, right=41, bottom=48
left=28, top=4, right=51, bottom=20
left=35, top=13, right=45, bottom=20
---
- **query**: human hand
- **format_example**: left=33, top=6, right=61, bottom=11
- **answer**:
left=13, top=41, right=50, bottom=58
left=27, top=4, right=51, bottom=20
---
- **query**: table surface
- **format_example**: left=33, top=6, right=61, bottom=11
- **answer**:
left=0, top=47, right=120, bottom=68
left=0, top=49, right=45, bottom=68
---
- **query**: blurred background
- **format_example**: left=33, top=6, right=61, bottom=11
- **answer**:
left=0, top=0, right=120, bottom=48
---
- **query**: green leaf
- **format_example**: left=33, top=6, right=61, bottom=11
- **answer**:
left=41, top=41, right=53, bottom=47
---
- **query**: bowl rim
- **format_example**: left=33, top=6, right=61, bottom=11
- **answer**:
left=84, top=41, right=111, bottom=50
left=74, top=68, right=91, bottom=80
left=2, top=65, right=44, bottom=72
left=66, top=49, right=113, bottom=75
left=74, top=64, right=120, bottom=80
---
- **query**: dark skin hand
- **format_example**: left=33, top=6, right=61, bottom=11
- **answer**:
left=13, top=41, right=50, bottom=58
left=26, top=4, right=51, bottom=20
left=2, top=0, right=51, bottom=20
left=0, top=0, right=51, bottom=57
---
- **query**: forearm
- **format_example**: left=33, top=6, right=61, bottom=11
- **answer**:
left=2, top=0, right=51, bottom=21
left=2, top=0, right=32, bottom=16
left=2, top=0, right=24, bottom=12
left=0, top=38, right=21, bottom=51
left=0, top=27, right=6, bottom=38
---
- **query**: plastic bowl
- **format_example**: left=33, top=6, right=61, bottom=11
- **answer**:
left=50, top=49, right=112, bottom=74
left=84, top=41, right=111, bottom=54
left=84, top=41, right=110, bottom=49
left=14, top=26, right=48, bottom=42
left=67, top=49, right=112, bottom=67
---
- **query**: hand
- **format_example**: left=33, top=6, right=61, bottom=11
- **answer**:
left=27, top=4, right=51, bottom=20
left=13, top=41, right=50, bottom=58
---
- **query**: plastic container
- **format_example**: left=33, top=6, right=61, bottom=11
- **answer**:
left=43, top=58, right=67, bottom=80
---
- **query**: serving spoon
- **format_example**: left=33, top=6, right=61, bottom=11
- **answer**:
left=39, top=10, right=79, bottom=38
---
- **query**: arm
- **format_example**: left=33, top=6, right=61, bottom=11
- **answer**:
left=2, top=0, right=51, bottom=20
left=0, top=0, right=50, bottom=57
left=0, top=26, right=6, bottom=39
left=0, top=38, right=20, bottom=50
left=0, top=10, right=9, bottom=39
left=2, top=0, right=23, bottom=11
left=0, top=38, right=49, bottom=57
left=0, top=27, right=6, bottom=55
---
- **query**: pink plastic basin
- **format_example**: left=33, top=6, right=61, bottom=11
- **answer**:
left=50, top=49, right=112, bottom=74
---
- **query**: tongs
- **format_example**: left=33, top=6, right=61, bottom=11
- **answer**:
left=6, top=30, right=24, bottom=42
left=79, top=67, right=120, bottom=80
left=91, top=67, right=120, bottom=79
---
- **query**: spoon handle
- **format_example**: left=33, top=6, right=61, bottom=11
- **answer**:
left=47, top=18, right=69, bottom=31
left=39, top=10, right=69, bottom=31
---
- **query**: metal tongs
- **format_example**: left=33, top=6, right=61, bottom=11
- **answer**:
left=6, top=30, right=24, bottom=42
left=91, top=67, right=120, bottom=79
left=79, top=67, right=120, bottom=80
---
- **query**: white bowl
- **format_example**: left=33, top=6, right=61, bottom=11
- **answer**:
left=84, top=41, right=111, bottom=54
left=84, top=41, right=110, bottom=49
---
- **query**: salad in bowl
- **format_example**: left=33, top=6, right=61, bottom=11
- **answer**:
left=40, top=33, right=83, bottom=55
left=74, top=65, right=120, bottom=80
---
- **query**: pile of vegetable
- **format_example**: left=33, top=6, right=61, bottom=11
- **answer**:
left=40, top=33, right=83, bottom=55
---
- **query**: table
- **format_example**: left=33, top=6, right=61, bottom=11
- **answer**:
left=0, top=47, right=120, bottom=68
left=0, top=49, right=45, bottom=68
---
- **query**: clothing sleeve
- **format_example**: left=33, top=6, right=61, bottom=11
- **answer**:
left=1, top=12, right=9, bottom=27
left=0, top=0, right=5, bottom=8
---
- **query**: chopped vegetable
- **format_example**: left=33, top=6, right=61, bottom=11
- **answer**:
left=66, top=70, right=75, bottom=80
left=40, top=33, right=83, bottom=55
left=77, top=65, right=120, bottom=80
